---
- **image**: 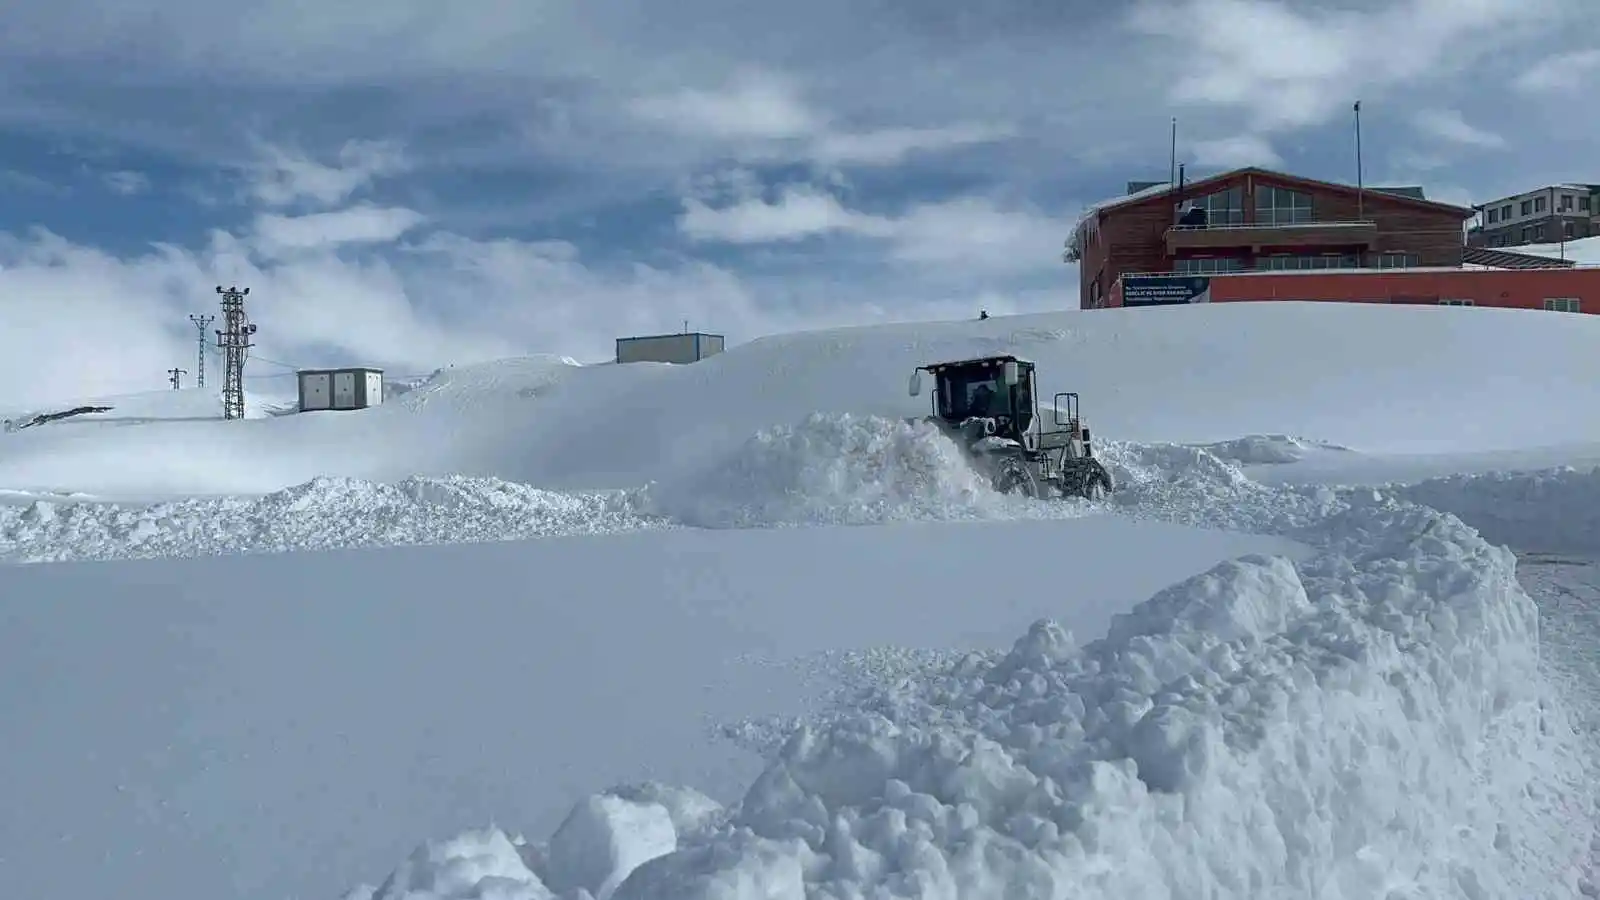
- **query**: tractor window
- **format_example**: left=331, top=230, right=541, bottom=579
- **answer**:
left=938, top=369, right=1007, bottom=418
left=1015, top=375, right=1033, bottom=431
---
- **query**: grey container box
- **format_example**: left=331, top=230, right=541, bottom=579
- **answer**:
left=615, top=333, right=725, bottom=364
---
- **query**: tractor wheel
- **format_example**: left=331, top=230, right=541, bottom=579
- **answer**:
left=1083, top=463, right=1114, bottom=501
left=1060, top=461, right=1114, bottom=501
left=991, top=457, right=1041, bottom=498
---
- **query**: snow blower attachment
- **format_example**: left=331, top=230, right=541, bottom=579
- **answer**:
left=908, top=355, right=1114, bottom=500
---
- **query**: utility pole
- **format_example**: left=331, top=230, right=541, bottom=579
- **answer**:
left=188, top=313, right=214, bottom=388
left=168, top=367, right=187, bottom=390
left=214, top=285, right=257, bottom=420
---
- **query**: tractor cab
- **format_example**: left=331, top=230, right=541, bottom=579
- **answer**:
left=908, top=354, right=1036, bottom=441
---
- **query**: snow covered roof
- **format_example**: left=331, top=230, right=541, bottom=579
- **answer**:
left=1510, top=233, right=1600, bottom=266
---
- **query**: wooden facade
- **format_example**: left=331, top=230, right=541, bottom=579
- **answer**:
left=1073, top=168, right=1476, bottom=309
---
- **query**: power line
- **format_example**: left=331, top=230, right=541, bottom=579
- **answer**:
left=168, top=367, right=188, bottom=390
left=214, top=285, right=257, bottom=420
left=188, top=314, right=214, bottom=388
left=248, top=354, right=302, bottom=371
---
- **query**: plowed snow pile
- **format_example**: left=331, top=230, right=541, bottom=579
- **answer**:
left=0, top=475, right=663, bottom=563
left=1386, top=466, right=1600, bottom=555
left=649, top=412, right=1089, bottom=529
left=344, top=461, right=1600, bottom=900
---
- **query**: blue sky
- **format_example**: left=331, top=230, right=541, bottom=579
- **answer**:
left=2, top=0, right=1597, bottom=402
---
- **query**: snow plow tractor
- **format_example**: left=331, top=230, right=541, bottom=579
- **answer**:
left=908, top=354, right=1115, bottom=501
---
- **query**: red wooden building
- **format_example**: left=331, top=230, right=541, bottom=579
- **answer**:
left=1067, top=166, right=1600, bottom=314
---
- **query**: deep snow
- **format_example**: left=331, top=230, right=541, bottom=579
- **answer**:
left=2, top=302, right=1600, bottom=899
left=7, top=304, right=1600, bottom=500
left=0, top=516, right=1301, bottom=900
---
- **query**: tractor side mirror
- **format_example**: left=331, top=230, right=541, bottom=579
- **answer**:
left=1002, top=361, right=1019, bottom=386
left=908, top=370, right=923, bottom=397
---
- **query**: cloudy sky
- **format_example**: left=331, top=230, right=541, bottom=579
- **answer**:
left=1, top=0, right=1595, bottom=402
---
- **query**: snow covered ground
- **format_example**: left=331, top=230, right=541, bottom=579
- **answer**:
left=5, top=303, right=1600, bottom=501
left=2, top=517, right=1302, bottom=900
left=2, top=302, right=1600, bottom=899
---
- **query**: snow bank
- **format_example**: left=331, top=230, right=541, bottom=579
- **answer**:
left=351, top=469, right=1598, bottom=899
left=648, top=413, right=1087, bottom=529
left=1386, top=466, right=1600, bottom=554
left=600, top=498, right=1591, bottom=899
left=0, top=475, right=665, bottom=563
left=1193, top=433, right=1350, bottom=465
left=343, top=786, right=726, bottom=900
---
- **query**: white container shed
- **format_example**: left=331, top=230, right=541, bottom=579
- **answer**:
left=297, top=367, right=384, bottom=412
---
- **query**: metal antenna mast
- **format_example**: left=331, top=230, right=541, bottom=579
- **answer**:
left=188, top=313, right=215, bottom=387
left=168, top=367, right=188, bottom=390
left=214, top=286, right=257, bottom=420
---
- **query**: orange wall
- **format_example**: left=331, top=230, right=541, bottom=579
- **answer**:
left=1202, top=268, right=1600, bottom=312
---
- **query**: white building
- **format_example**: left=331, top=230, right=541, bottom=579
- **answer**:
left=1473, top=183, right=1600, bottom=247
left=296, top=367, right=384, bottom=412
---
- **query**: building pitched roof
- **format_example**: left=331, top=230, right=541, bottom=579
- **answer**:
left=1075, top=166, right=1475, bottom=234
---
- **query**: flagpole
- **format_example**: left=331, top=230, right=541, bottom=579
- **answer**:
left=1354, top=100, right=1364, bottom=221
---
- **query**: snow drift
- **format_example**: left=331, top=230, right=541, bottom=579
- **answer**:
left=0, top=475, right=663, bottom=563
left=347, top=459, right=1599, bottom=900
left=11, top=302, right=1600, bottom=500
left=1192, top=433, right=1350, bottom=466
left=649, top=413, right=1088, bottom=529
left=1386, top=465, right=1600, bottom=555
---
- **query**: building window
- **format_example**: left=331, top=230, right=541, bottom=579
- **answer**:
left=1255, top=186, right=1314, bottom=225
left=1174, top=256, right=1244, bottom=275
left=1258, top=253, right=1360, bottom=271
left=1544, top=297, right=1581, bottom=313
left=1439, top=299, right=1475, bottom=306
left=1377, top=252, right=1421, bottom=269
left=1191, top=186, right=1245, bottom=226
left=1559, top=194, right=1575, bottom=212
left=1521, top=200, right=1533, bottom=215
left=1566, top=221, right=1576, bottom=239
left=1535, top=195, right=1548, bottom=212
left=1582, top=196, right=1593, bottom=211
left=1501, top=204, right=1512, bottom=218
left=1487, top=208, right=1500, bottom=223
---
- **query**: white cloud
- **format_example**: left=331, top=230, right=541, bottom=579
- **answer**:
left=246, top=139, right=409, bottom=209
left=1513, top=49, right=1600, bottom=93
left=1190, top=135, right=1283, bottom=169
left=1413, top=109, right=1505, bottom=149
left=629, top=71, right=821, bottom=141
left=629, top=71, right=1010, bottom=168
left=810, top=123, right=1013, bottom=166
left=679, top=187, right=891, bottom=244
left=249, top=205, right=428, bottom=259
left=102, top=170, right=150, bottom=196
left=678, top=185, right=1072, bottom=273
left=1127, top=0, right=1562, bottom=131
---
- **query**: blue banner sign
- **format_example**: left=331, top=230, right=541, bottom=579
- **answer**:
left=1122, top=275, right=1212, bottom=307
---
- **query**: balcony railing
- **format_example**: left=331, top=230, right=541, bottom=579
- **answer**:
left=1165, top=219, right=1379, bottom=253
left=1114, top=260, right=1600, bottom=289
